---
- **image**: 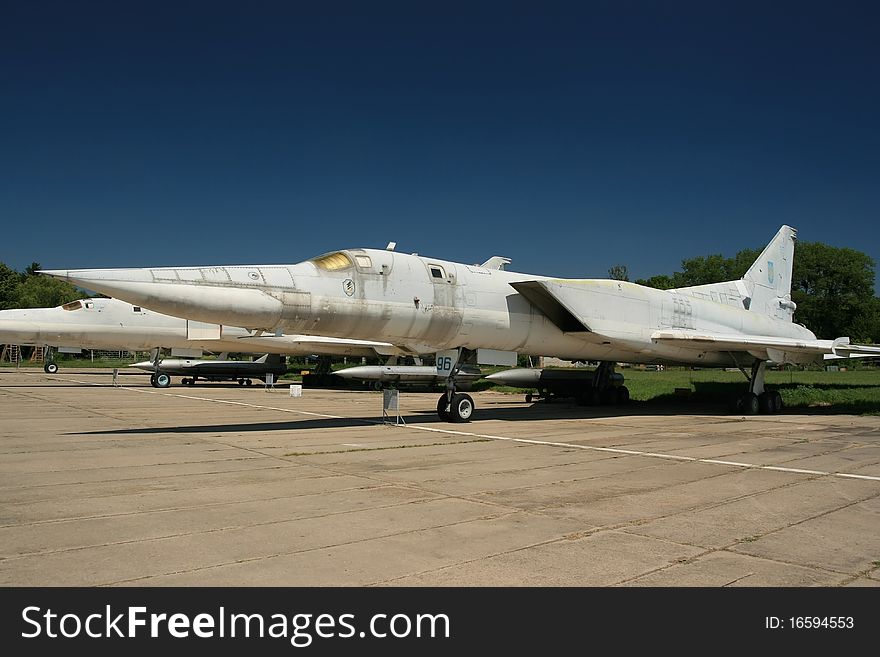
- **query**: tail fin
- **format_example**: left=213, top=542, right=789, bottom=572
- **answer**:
left=742, top=225, right=797, bottom=321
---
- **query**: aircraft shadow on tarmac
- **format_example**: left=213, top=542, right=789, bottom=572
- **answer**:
left=70, top=393, right=880, bottom=437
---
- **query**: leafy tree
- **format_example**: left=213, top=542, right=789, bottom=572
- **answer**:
left=14, top=275, right=81, bottom=308
left=634, top=274, right=676, bottom=289
left=674, top=248, right=762, bottom=287
left=607, top=264, right=629, bottom=281
left=849, top=296, right=880, bottom=343
left=791, top=242, right=876, bottom=339
left=0, top=263, right=23, bottom=310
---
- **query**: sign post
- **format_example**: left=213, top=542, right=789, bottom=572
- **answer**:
left=382, top=388, right=405, bottom=425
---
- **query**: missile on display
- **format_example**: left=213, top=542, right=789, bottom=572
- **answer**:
left=486, top=367, right=626, bottom=404
left=334, top=364, right=482, bottom=391
left=131, top=353, right=288, bottom=387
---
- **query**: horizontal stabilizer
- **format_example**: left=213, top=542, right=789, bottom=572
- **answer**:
left=652, top=330, right=880, bottom=363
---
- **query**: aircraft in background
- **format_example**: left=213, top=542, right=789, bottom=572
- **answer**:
left=43, top=226, right=880, bottom=422
left=131, top=353, right=288, bottom=388
left=0, top=297, right=398, bottom=374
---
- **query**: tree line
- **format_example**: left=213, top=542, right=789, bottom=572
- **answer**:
left=609, top=241, right=880, bottom=342
left=0, top=263, right=82, bottom=310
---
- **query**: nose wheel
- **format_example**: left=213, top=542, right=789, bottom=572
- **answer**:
left=150, top=373, right=171, bottom=388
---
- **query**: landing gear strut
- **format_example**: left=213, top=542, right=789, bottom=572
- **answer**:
left=436, top=348, right=476, bottom=423
left=575, top=361, right=630, bottom=406
left=148, top=348, right=171, bottom=388
left=42, top=347, right=58, bottom=374
left=731, top=360, right=783, bottom=415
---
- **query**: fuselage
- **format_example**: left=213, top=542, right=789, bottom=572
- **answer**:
left=44, top=248, right=819, bottom=367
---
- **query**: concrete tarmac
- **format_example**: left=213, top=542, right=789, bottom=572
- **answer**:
left=1, top=368, right=878, bottom=586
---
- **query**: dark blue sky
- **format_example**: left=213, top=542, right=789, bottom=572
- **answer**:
left=2, top=1, right=878, bottom=287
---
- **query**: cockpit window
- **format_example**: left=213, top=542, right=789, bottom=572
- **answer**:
left=133, top=306, right=142, bottom=312
left=430, top=265, right=445, bottom=279
left=312, top=252, right=353, bottom=271
left=354, top=255, right=372, bottom=268
left=62, top=301, right=83, bottom=311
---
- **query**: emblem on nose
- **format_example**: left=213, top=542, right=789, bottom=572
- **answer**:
left=343, top=279, right=355, bottom=296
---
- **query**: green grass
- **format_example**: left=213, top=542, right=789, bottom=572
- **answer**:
left=479, top=367, right=880, bottom=415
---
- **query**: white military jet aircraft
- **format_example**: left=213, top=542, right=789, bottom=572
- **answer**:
left=0, top=297, right=397, bottom=383
left=42, top=226, right=880, bottom=421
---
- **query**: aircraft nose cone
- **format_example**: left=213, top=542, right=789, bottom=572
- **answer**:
left=41, top=267, right=286, bottom=330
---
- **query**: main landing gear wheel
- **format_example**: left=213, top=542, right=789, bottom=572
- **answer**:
left=756, top=390, right=784, bottom=414
left=372, top=380, right=384, bottom=391
left=525, top=393, right=533, bottom=403
left=150, top=374, right=158, bottom=388
left=44, top=361, right=58, bottom=374
left=437, top=394, right=451, bottom=421
left=771, top=390, right=783, bottom=413
left=730, top=361, right=781, bottom=415
left=155, top=373, right=171, bottom=388
left=449, top=393, right=474, bottom=423
left=739, top=392, right=760, bottom=415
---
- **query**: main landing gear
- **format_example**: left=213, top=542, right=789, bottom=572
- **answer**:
left=731, top=360, right=783, bottom=415
left=436, top=348, right=477, bottom=423
left=574, top=361, right=630, bottom=406
left=437, top=391, right=475, bottom=423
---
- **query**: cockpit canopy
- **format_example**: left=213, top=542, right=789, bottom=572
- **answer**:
left=62, top=300, right=83, bottom=311
left=61, top=299, right=99, bottom=311
left=310, top=249, right=392, bottom=275
left=311, top=252, right=353, bottom=271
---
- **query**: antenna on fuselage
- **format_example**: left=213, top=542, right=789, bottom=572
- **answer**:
left=386, top=242, right=396, bottom=251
